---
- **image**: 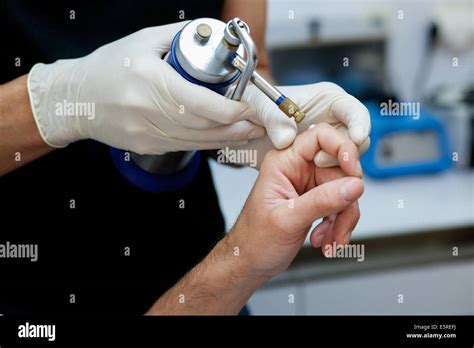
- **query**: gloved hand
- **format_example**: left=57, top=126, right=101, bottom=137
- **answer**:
left=234, top=82, right=371, bottom=168
left=27, top=21, right=268, bottom=154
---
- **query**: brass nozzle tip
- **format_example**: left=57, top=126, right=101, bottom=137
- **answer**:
left=278, top=97, right=305, bottom=123
left=293, top=111, right=305, bottom=123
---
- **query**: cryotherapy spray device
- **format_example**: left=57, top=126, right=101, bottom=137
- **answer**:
left=111, top=17, right=305, bottom=192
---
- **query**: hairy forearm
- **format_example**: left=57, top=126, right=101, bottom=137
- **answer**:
left=0, top=75, right=53, bottom=176
left=146, top=231, right=267, bottom=315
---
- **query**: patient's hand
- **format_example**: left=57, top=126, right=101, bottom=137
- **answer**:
left=228, top=123, right=364, bottom=279
left=147, top=123, right=365, bottom=315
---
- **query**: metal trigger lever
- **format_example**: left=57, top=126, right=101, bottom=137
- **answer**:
left=227, top=19, right=256, bottom=101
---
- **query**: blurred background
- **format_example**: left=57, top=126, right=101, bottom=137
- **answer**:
left=210, top=0, right=474, bottom=314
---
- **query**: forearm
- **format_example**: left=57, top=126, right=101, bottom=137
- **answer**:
left=146, top=231, right=267, bottom=315
left=0, top=75, right=53, bottom=176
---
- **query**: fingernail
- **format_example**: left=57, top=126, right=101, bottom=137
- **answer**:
left=314, top=152, right=337, bottom=168
left=340, top=178, right=361, bottom=201
left=343, top=234, right=351, bottom=244
left=344, top=229, right=354, bottom=244
left=313, top=231, right=325, bottom=247
left=315, top=219, right=330, bottom=234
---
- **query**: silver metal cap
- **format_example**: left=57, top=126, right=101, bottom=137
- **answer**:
left=195, top=23, right=212, bottom=42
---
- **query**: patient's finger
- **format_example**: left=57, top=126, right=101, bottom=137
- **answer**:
left=320, top=214, right=337, bottom=256
left=291, top=123, right=361, bottom=178
left=314, top=166, right=346, bottom=185
left=315, top=136, right=371, bottom=168
left=314, top=166, right=361, bottom=246
left=332, top=202, right=360, bottom=245
left=288, top=176, right=364, bottom=231
left=309, top=217, right=331, bottom=248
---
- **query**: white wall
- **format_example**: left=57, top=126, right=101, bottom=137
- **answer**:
left=265, top=0, right=474, bottom=100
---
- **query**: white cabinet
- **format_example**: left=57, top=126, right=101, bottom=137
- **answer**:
left=248, top=260, right=474, bottom=315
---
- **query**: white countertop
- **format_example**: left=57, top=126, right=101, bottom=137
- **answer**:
left=209, top=159, right=474, bottom=242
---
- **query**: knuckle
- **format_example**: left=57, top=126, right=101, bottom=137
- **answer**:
left=220, top=110, right=239, bottom=124
left=319, top=81, right=345, bottom=93
left=138, top=27, right=154, bottom=36
left=128, top=55, right=155, bottom=78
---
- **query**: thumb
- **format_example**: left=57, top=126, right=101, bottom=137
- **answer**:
left=279, top=177, right=364, bottom=231
left=264, top=113, right=297, bottom=149
left=243, top=86, right=297, bottom=149
left=330, top=96, right=371, bottom=145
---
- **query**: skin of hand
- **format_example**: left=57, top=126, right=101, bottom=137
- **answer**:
left=0, top=75, right=53, bottom=176
left=228, top=123, right=364, bottom=276
left=230, top=82, right=371, bottom=169
left=146, top=123, right=363, bottom=315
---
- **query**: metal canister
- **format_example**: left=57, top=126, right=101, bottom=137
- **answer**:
left=112, top=17, right=304, bottom=192
left=166, top=18, right=244, bottom=94
left=130, top=18, right=245, bottom=177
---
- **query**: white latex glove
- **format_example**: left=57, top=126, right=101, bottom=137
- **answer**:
left=27, top=21, right=267, bottom=154
left=235, top=82, right=371, bottom=168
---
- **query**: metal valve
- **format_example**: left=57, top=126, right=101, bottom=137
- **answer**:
left=224, top=18, right=305, bottom=123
